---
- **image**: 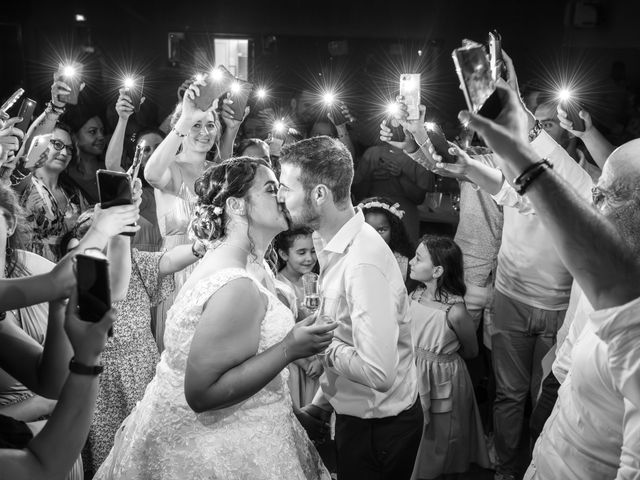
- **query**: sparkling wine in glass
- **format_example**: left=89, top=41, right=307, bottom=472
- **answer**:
left=302, top=272, right=321, bottom=313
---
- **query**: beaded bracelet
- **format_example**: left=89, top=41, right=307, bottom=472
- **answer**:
left=172, top=127, right=188, bottom=138
left=45, top=101, right=65, bottom=116
left=514, top=159, right=553, bottom=195
left=528, top=120, right=543, bottom=143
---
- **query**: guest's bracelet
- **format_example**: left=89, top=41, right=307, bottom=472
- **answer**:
left=69, top=357, right=104, bottom=376
left=528, top=120, right=543, bottom=143
left=172, top=127, right=188, bottom=138
left=514, top=159, right=553, bottom=195
left=45, top=101, right=65, bottom=116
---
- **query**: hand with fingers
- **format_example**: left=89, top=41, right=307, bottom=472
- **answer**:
left=305, top=357, right=325, bottom=379
left=283, top=314, right=338, bottom=361
left=557, top=106, right=593, bottom=138
left=115, top=88, right=135, bottom=120
left=296, top=404, right=332, bottom=442
left=50, top=75, right=72, bottom=108
left=92, top=203, right=141, bottom=239
left=0, top=117, right=26, bottom=156
left=179, top=79, right=219, bottom=126
left=328, top=101, right=356, bottom=126
left=429, top=141, right=477, bottom=181
left=219, top=94, right=249, bottom=131
left=64, top=289, right=115, bottom=366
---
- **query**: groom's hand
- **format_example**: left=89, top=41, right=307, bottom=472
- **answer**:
left=295, top=405, right=330, bottom=441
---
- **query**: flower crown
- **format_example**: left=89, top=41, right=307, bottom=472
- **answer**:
left=358, top=200, right=405, bottom=220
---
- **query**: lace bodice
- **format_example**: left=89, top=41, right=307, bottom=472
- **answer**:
left=95, top=267, right=329, bottom=480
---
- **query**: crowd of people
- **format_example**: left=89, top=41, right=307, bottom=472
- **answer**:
left=0, top=31, right=639, bottom=480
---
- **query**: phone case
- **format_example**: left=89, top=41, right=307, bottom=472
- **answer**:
left=399, top=74, right=421, bottom=120
left=97, top=170, right=136, bottom=237
left=489, top=30, right=506, bottom=81
left=386, top=117, right=405, bottom=142
left=15, top=98, right=37, bottom=133
left=24, top=134, right=52, bottom=170
left=76, top=252, right=111, bottom=323
left=56, top=64, right=83, bottom=105
left=1, top=88, right=24, bottom=114
left=127, top=77, right=144, bottom=112
left=426, top=124, right=456, bottom=163
left=194, top=67, right=233, bottom=112
left=229, top=80, right=253, bottom=121
left=562, top=101, right=585, bottom=132
left=452, top=41, right=502, bottom=120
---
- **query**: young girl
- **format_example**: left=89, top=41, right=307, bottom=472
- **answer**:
left=409, top=235, right=490, bottom=479
left=359, top=196, right=414, bottom=281
left=273, top=227, right=322, bottom=409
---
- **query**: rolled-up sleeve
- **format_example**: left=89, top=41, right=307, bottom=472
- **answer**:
left=325, top=264, right=399, bottom=392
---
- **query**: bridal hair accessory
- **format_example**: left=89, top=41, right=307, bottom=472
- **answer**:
left=358, top=200, right=405, bottom=220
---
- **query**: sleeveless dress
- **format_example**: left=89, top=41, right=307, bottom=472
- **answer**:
left=94, top=268, right=330, bottom=480
left=409, top=290, right=490, bottom=479
left=153, top=180, right=199, bottom=352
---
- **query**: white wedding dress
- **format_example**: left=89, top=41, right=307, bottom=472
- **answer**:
left=94, top=267, right=330, bottom=480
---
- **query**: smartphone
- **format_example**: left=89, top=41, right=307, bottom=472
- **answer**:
left=560, top=99, right=585, bottom=132
left=452, top=40, right=503, bottom=120
left=24, top=134, right=51, bottom=170
left=194, top=67, right=232, bottom=112
left=489, top=30, right=507, bottom=81
left=1, top=88, right=24, bottom=115
left=399, top=74, right=421, bottom=120
left=386, top=117, right=405, bottom=142
left=76, top=250, right=111, bottom=323
left=228, top=80, right=253, bottom=121
left=425, top=123, right=456, bottom=163
left=125, top=76, right=144, bottom=112
left=96, top=170, right=135, bottom=236
left=56, top=63, right=83, bottom=105
left=14, top=98, right=37, bottom=133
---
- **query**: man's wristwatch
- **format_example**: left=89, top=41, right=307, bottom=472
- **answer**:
left=528, top=120, right=543, bottom=143
left=69, top=357, right=104, bottom=376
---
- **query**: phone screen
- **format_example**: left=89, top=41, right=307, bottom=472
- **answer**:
left=76, top=251, right=111, bottom=323
left=452, top=41, right=502, bottom=119
left=97, top=170, right=132, bottom=208
left=399, top=74, right=421, bottom=120
left=15, top=99, right=37, bottom=133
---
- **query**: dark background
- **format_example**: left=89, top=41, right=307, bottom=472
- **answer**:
left=2, top=0, right=640, bottom=142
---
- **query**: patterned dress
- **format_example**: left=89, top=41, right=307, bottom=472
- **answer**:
left=410, top=288, right=490, bottom=479
left=84, top=249, right=174, bottom=474
left=94, top=268, right=329, bottom=480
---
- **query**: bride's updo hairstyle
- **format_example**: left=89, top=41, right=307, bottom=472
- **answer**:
left=191, top=157, right=270, bottom=241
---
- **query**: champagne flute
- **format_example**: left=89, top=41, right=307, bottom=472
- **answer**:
left=302, top=272, right=321, bottom=313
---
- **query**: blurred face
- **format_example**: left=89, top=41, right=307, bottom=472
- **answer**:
left=246, top=165, right=289, bottom=235
left=43, top=128, right=73, bottom=173
left=242, top=116, right=270, bottom=140
left=280, top=235, right=317, bottom=276
left=137, top=133, right=163, bottom=168
left=242, top=143, right=270, bottom=161
left=535, top=106, right=565, bottom=144
left=409, top=243, right=440, bottom=283
left=309, top=121, right=335, bottom=138
left=294, top=90, right=318, bottom=125
left=185, top=112, right=218, bottom=154
left=365, top=212, right=391, bottom=245
left=277, top=164, right=318, bottom=229
left=76, top=116, right=106, bottom=155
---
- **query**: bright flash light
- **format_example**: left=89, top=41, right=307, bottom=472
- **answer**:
left=210, top=68, right=223, bottom=81
left=273, top=120, right=286, bottom=134
left=323, top=92, right=336, bottom=105
left=63, top=65, right=76, bottom=77
left=425, top=122, right=436, bottom=131
left=257, top=88, right=267, bottom=99
left=194, top=73, right=204, bottom=82
left=558, top=89, right=573, bottom=102
left=230, top=81, right=241, bottom=93
left=75, top=14, right=86, bottom=22
left=124, top=77, right=135, bottom=89
left=386, top=103, right=400, bottom=116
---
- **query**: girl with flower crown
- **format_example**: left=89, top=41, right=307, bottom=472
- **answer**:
left=358, top=196, right=415, bottom=282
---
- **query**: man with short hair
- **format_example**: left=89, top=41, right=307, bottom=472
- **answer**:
left=277, top=136, right=422, bottom=480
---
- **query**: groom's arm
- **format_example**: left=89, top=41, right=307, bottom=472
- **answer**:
left=322, top=264, right=399, bottom=392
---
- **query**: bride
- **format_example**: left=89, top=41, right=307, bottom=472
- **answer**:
left=95, top=157, right=335, bottom=479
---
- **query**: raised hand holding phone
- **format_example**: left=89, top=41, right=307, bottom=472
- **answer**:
left=76, top=249, right=111, bottom=324
left=55, top=63, right=84, bottom=105
left=557, top=103, right=591, bottom=137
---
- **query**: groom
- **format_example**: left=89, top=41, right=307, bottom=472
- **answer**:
left=278, top=136, right=422, bottom=480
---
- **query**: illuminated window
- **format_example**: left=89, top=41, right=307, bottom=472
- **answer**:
left=214, top=38, right=250, bottom=80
